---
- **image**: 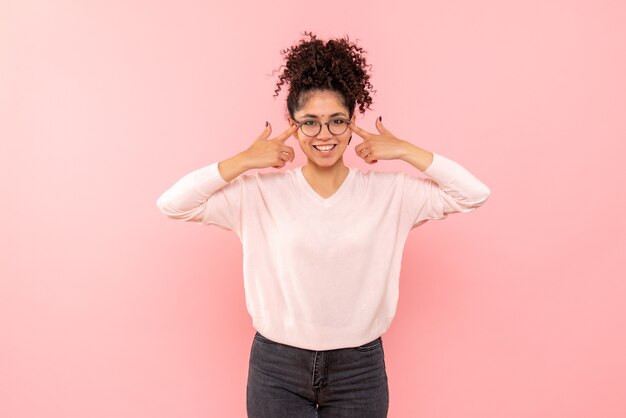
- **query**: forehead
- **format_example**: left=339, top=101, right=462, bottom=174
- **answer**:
left=295, top=90, right=349, bottom=118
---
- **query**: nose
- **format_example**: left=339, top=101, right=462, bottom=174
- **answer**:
left=317, top=123, right=333, bottom=140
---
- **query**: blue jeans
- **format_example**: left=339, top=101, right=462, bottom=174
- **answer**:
left=246, top=332, right=389, bottom=417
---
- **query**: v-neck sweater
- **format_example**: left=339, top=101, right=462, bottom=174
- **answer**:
left=157, top=152, right=491, bottom=350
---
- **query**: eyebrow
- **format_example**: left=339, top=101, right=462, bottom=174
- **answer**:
left=300, top=112, right=348, bottom=119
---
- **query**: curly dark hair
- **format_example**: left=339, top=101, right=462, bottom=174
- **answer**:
left=273, top=31, right=375, bottom=119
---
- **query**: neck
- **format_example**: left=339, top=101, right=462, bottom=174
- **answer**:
left=302, top=160, right=349, bottom=186
left=302, top=160, right=350, bottom=183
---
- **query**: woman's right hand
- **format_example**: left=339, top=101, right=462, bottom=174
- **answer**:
left=241, top=122, right=298, bottom=169
left=218, top=123, right=298, bottom=182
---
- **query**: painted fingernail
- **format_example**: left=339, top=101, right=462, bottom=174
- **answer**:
left=373, top=160, right=378, bottom=163
left=265, top=121, right=269, bottom=127
left=378, top=116, right=382, bottom=122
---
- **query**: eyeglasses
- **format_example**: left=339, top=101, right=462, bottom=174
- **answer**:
left=290, top=118, right=352, bottom=137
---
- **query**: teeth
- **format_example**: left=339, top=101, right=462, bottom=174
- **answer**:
left=314, top=144, right=335, bottom=151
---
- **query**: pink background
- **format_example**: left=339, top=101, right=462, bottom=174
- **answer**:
left=2, top=0, right=625, bottom=417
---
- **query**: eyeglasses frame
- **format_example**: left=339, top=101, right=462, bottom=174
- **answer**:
left=289, top=117, right=352, bottom=137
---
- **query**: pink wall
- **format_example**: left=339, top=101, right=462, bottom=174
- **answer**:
left=2, top=0, right=625, bottom=417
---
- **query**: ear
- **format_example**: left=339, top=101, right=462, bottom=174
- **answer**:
left=288, top=117, right=300, bottom=139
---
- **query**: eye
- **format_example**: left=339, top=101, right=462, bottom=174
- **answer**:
left=331, top=119, right=347, bottom=125
left=302, top=120, right=319, bottom=126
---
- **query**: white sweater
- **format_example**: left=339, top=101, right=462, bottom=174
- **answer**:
left=157, top=152, right=490, bottom=350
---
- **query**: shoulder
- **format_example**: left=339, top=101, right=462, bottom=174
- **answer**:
left=355, top=167, right=433, bottom=192
left=238, top=167, right=297, bottom=186
left=356, top=167, right=405, bottom=183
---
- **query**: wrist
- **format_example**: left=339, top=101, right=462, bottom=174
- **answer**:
left=397, top=140, right=417, bottom=161
left=218, top=153, right=252, bottom=182
left=233, top=151, right=255, bottom=171
left=398, top=141, right=434, bottom=172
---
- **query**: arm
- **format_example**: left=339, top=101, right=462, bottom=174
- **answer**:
left=216, top=121, right=297, bottom=182
left=156, top=123, right=298, bottom=230
left=156, top=156, right=242, bottom=215
left=350, top=116, right=435, bottom=171
left=424, top=152, right=491, bottom=209
left=349, top=117, right=490, bottom=225
left=399, top=140, right=490, bottom=210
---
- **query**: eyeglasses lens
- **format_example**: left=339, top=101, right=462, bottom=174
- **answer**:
left=301, top=120, right=349, bottom=137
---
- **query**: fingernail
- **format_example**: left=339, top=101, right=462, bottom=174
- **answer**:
left=378, top=116, right=382, bottom=122
left=373, top=160, right=378, bottom=163
left=265, top=121, right=268, bottom=127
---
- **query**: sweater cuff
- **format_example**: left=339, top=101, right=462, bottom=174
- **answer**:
left=192, top=162, right=230, bottom=196
left=423, top=152, right=462, bottom=184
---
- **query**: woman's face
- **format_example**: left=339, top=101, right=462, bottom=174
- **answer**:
left=289, top=90, right=355, bottom=169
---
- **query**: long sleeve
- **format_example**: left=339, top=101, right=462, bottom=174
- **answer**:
left=156, top=162, right=243, bottom=234
left=403, top=152, right=491, bottom=228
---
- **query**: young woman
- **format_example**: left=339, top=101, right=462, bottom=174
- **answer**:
left=157, top=32, right=490, bottom=418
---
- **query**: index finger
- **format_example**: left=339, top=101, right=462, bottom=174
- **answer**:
left=273, top=124, right=299, bottom=142
left=349, top=122, right=373, bottom=140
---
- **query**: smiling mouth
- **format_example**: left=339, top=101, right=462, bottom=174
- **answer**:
left=313, top=144, right=337, bottom=152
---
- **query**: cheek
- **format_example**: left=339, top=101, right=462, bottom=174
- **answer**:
left=298, top=137, right=312, bottom=147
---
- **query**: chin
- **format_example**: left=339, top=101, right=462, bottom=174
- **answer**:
left=313, top=157, right=342, bottom=167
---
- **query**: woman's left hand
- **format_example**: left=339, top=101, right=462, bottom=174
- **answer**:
left=350, top=117, right=409, bottom=164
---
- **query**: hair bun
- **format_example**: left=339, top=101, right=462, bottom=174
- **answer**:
left=273, top=31, right=376, bottom=118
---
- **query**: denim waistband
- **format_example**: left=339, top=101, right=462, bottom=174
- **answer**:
left=254, top=331, right=382, bottom=352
